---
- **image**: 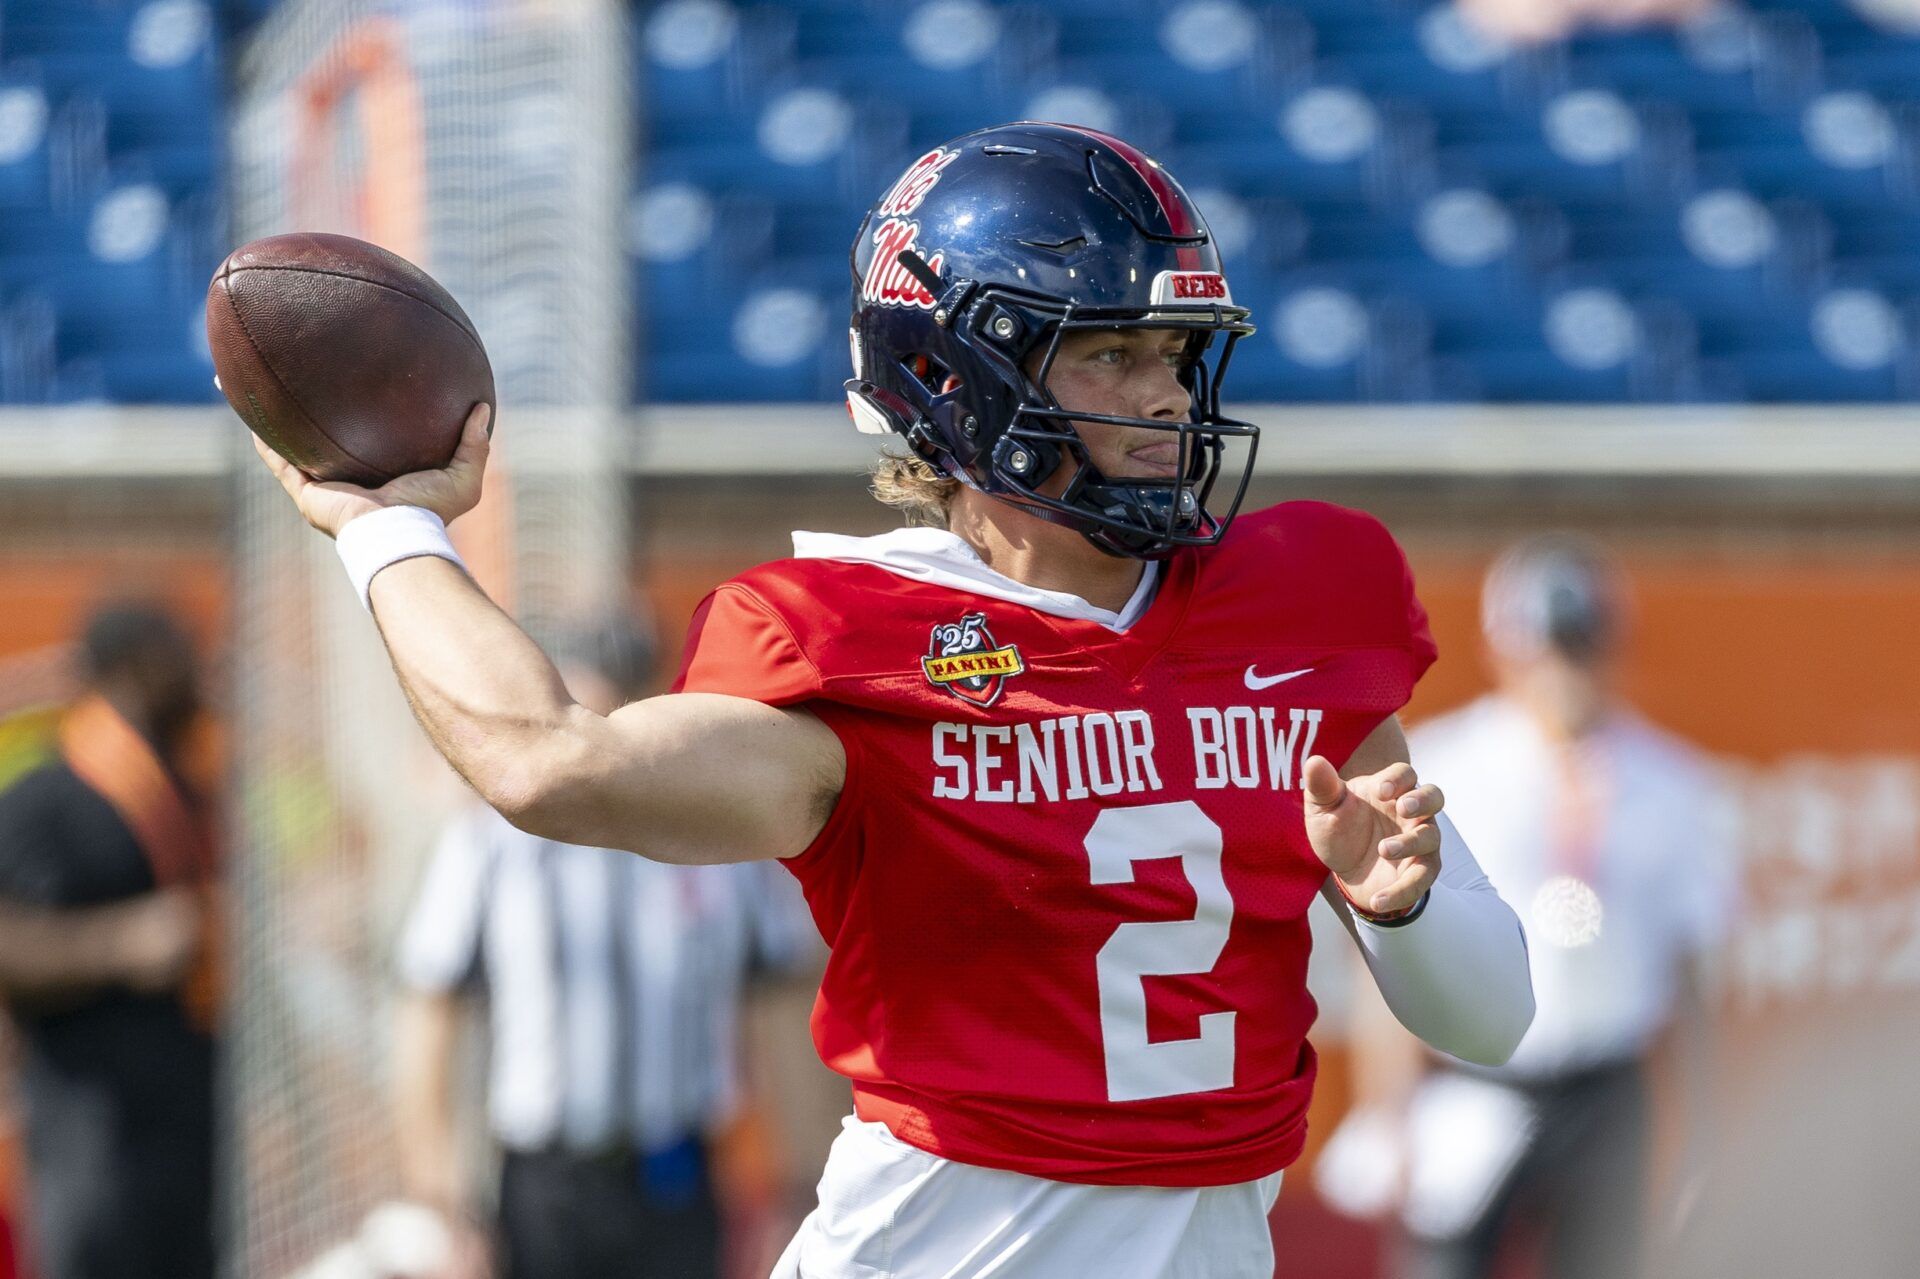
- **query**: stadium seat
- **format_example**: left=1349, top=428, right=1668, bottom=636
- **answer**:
left=0, top=75, right=52, bottom=210
left=1554, top=32, right=1765, bottom=111
left=1176, top=101, right=1413, bottom=204
left=1305, top=7, right=1513, bottom=110
left=1820, top=32, right=1920, bottom=103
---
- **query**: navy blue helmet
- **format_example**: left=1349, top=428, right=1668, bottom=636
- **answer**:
left=847, top=122, right=1260, bottom=560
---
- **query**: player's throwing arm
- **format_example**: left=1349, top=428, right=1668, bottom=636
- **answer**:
left=253, top=417, right=838, bottom=865
left=213, top=236, right=837, bottom=868
left=252, top=417, right=838, bottom=866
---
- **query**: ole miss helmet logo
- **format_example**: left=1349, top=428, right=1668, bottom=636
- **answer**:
left=863, top=218, right=946, bottom=309
left=878, top=147, right=958, bottom=218
left=863, top=148, right=959, bottom=309
left=923, top=613, right=1024, bottom=708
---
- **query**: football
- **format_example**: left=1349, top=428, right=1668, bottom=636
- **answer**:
left=205, top=232, right=494, bottom=487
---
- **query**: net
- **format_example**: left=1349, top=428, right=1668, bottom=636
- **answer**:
left=224, top=1, right=631, bottom=1271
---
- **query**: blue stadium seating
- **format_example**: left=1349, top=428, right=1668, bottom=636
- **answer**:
left=5, top=0, right=1919, bottom=405
left=628, top=0, right=1920, bottom=402
left=0, top=0, right=221, bottom=403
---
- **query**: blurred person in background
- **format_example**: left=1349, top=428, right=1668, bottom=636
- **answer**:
left=391, top=612, right=809, bottom=1279
left=1458, top=0, right=1714, bottom=44
left=0, top=603, right=221, bottom=1279
left=1317, top=536, right=1736, bottom=1279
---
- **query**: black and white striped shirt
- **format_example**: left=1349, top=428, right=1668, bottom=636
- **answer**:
left=396, top=806, right=811, bottom=1154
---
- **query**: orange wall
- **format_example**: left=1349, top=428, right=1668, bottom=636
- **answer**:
left=1407, top=553, right=1919, bottom=757
left=0, top=555, right=227, bottom=661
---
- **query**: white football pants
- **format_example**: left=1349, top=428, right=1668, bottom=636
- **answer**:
left=771, top=1114, right=1284, bottom=1279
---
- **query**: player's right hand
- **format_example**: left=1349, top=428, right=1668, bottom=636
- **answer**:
left=253, top=403, right=492, bottom=539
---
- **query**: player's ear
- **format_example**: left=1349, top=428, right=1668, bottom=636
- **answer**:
left=940, top=373, right=963, bottom=394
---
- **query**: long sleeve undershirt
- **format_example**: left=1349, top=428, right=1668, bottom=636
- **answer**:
left=1324, top=813, right=1535, bottom=1067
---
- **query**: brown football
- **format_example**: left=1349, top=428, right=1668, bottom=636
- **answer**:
left=206, top=232, right=494, bottom=487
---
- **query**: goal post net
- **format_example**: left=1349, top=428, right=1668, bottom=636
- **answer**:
left=224, top=1, right=631, bottom=1272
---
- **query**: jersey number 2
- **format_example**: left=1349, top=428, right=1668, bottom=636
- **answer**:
left=1085, top=801, right=1236, bottom=1102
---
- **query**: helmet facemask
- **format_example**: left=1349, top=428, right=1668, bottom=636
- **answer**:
left=986, top=303, right=1260, bottom=559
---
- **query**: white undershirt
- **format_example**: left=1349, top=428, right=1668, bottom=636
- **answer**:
left=792, top=527, right=1160, bottom=632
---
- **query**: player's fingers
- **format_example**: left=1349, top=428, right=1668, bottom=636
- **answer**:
left=252, top=436, right=304, bottom=493
left=1395, top=782, right=1444, bottom=822
left=1370, top=761, right=1418, bottom=804
left=251, top=432, right=287, bottom=476
left=464, top=402, right=493, bottom=447
left=1302, top=755, right=1347, bottom=811
left=1372, top=855, right=1439, bottom=914
left=450, top=404, right=492, bottom=470
left=1378, top=822, right=1440, bottom=862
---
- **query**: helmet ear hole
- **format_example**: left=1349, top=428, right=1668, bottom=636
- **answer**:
left=904, top=352, right=954, bottom=396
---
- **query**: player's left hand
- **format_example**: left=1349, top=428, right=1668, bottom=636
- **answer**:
left=1303, top=756, right=1443, bottom=917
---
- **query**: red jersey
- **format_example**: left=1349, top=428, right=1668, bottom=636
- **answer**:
left=672, top=501, right=1437, bottom=1187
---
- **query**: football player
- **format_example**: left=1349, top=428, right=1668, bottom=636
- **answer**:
left=257, top=123, right=1534, bottom=1278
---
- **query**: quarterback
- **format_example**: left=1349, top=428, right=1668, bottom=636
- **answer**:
left=258, top=124, right=1534, bottom=1277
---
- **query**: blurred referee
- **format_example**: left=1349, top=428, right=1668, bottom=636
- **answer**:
left=1320, top=537, right=1739, bottom=1279
left=390, top=615, right=807, bottom=1279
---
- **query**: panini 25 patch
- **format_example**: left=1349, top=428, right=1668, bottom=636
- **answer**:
left=923, top=612, right=1024, bottom=708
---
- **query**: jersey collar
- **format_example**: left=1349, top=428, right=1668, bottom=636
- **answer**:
left=791, top=527, right=1160, bottom=633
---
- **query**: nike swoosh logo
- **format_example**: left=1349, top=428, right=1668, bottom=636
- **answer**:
left=1244, top=665, right=1313, bottom=690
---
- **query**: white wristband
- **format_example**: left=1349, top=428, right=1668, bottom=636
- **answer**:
left=335, top=506, right=467, bottom=612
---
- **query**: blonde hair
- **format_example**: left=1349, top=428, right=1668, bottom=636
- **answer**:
left=869, top=451, right=961, bottom=528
